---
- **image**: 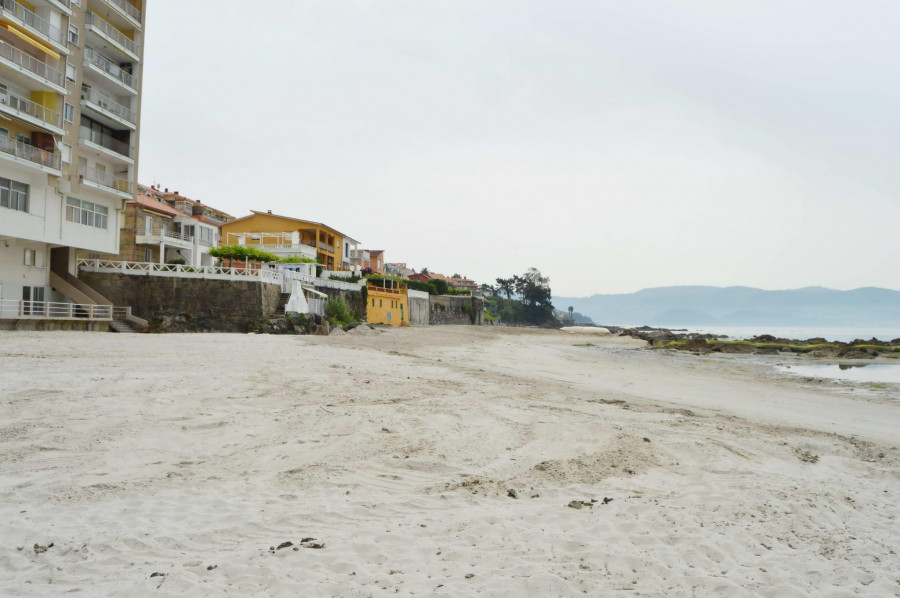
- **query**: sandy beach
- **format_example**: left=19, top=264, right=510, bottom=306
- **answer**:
left=0, top=327, right=897, bottom=597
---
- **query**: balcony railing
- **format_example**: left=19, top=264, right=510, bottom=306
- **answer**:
left=84, top=47, right=137, bottom=90
left=1, top=299, right=112, bottom=320
left=79, top=125, right=133, bottom=158
left=0, top=87, right=62, bottom=129
left=85, top=12, right=139, bottom=57
left=102, top=0, right=141, bottom=24
left=0, top=0, right=65, bottom=45
left=81, top=86, right=136, bottom=124
left=0, top=40, right=65, bottom=88
left=80, top=166, right=133, bottom=195
left=0, top=135, right=60, bottom=170
left=140, top=227, right=194, bottom=243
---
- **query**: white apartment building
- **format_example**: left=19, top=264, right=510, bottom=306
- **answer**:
left=0, top=0, right=144, bottom=310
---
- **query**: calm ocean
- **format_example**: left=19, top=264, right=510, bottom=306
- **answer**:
left=679, top=326, right=900, bottom=343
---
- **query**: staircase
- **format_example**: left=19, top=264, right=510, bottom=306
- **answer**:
left=109, top=319, right=139, bottom=333
left=275, top=292, right=291, bottom=316
left=49, top=265, right=148, bottom=333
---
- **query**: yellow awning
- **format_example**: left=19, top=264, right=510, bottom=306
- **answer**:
left=3, top=23, right=61, bottom=60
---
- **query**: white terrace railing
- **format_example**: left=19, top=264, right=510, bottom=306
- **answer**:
left=0, top=39, right=65, bottom=88
left=0, top=135, right=60, bottom=170
left=80, top=166, right=133, bottom=194
left=85, top=12, right=139, bottom=57
left=0, top=87, right=63, bottom=129
left=0, top=299, right=113, bottom=320
left=81, top=86, right=136, bottom=124
left=77, top=259, right=284, bottom=285
left=0, top=0, right=65, bottom=45
left=139, top=227, right=193, bottom=243
left=103, top=0, right=141, bottom=25
left=84, top=47, right=137, bottom=90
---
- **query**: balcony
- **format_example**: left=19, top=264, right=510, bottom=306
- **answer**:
left=254, top=243, right=318, bottom=260
left=79, top=166, right=133, bottom=198
left=318, top=242, right=335, bottom=253
left=0, top=86, right=63, bottom=133
left=0, top=134, right=60, bottom=172
left=79, top=125, right=133, bottom=162
left=0, top=39, right=65, bottom=91
left=100, top=0, right=141, bottom=29
left=80, top=86, right=136, bottom=128
left=85, top=12, right=139, bottom=61
left=136, top=227, right=194, bottom=249
left=83, top=47, right=137, bottom=93
left=0, top=0, right=67, bottom=50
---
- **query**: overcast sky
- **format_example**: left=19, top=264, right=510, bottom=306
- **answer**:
left=138, top=1, right=899, bottom=296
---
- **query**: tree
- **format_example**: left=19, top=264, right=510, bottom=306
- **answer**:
left=495, top=277, right=514, bottom=299
left=421, top=267, right=430, bottom=275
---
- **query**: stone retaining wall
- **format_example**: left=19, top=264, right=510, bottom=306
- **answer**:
left=79, top=272, right=281, bottom=332
left=430, top=295, right=484, bottom=325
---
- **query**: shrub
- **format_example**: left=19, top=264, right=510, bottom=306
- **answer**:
left=324, top=298, right=358, bottom=328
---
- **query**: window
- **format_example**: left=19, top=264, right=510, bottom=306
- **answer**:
left=199, top=227, right=214, bottom=245
left=143, top=248, right=151, bottom=262
left=0, top=177, right=28, bottom=212
left=22, top=286, right=44, bottom=315
left=144, top=215, right=153, bottom=234
left=61, top=144, right=72, bottom=164
left=68, top=25, right=78, bottom=46
left=64, top=103, right=74, bottom=122
left=66, top=63, right=76, bottom=83
left=16, top=134, right=31, bottom=146
left=65, top=197, right=108, bottom=229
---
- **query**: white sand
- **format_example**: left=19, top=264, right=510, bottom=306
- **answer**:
left=0, top=328, right=897, bottom=596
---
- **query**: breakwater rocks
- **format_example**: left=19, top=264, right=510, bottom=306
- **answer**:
left=622, top=329, right=900, bottom=359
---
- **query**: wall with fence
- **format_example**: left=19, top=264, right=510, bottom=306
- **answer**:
left=79, top=271, right=281, bottom=332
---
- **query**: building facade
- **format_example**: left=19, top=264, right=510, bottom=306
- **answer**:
left=220, top=211, right=358, bottom=271
left=0, top=0, right=145, bottom=308
left=366, top=278, right=408, bottom=327
left=84, top=184, right=232, bottom=266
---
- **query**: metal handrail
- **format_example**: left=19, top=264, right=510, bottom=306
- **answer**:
left=85, top=12, right=139, bottom=56
left=81, top=86, right=136, bottom=124
left=0, top=0, right=65, bottom=44
left=0, top=299, right=113, bottom=320
left=0, top=40, right=64, bottom=87
left=80, top=166, right=132, bottom=194
left=79, top=125, right=133, bottom=158
left=84, top=47, right=137, bottom=90
left=0, top=87, right=62, bottom=128
left=102, top=0, right=141, bottom=24
left=0, top=135, right=60, bottom=169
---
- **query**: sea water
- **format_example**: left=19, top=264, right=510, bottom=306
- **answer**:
left=778, top=363, right=900, bottom=385
left=683, top=326, right=900, bottom=343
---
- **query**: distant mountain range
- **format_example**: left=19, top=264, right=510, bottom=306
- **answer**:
left=554, top=286, right=900, bottom=327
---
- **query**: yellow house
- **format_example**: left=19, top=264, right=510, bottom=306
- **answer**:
left=219, top=211, right=358, bottom=270
left=366, top=279, right=409, bottom=327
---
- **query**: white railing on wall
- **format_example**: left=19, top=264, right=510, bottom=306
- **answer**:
left=78, top=259, right=283, bottom=285
left=0, top=299, right=113, bottom=320
left=77, top=259, right=366, bottom=293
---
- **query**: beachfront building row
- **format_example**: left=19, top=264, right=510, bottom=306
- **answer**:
left=220, top=210, right=360, bottom=271
left=82, top=184, right=233, bottom=266
left=0, top=0, right=145, bottom=311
